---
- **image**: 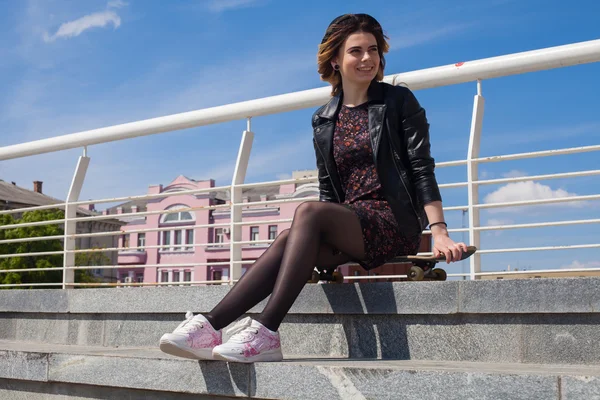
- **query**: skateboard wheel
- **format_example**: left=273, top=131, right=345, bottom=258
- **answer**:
left=408, top=266, right=425, bottom=281
left=308, top=270, right=320, bottom=283
left=331, top=271, right=344, bottom=284
left=432, top=268, right=447, bottom=281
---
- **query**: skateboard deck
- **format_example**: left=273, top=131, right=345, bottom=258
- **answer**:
left=309, top=246, right=477, bottom=283
left=394, top=245, right=477, bottom=281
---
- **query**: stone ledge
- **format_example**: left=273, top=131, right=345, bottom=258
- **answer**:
left=0, top=278, right=599, bottom=315
left=2, top=313, right=600, bottom=365
left=1, top=341, right=599, bottom=399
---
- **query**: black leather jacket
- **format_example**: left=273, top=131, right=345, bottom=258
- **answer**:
left=312, top=80, right=442, bottom=237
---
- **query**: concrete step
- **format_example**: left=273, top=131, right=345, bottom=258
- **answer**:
left=1, top=340, right=599, bottom=399
left=1, top=278, right=599, bottom=365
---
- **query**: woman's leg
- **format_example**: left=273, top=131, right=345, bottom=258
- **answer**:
left=204, top=229, right=290, bottom=330
left=255, top=201, right=365, bottom=331
left=205, top=224, right=353, bottom=331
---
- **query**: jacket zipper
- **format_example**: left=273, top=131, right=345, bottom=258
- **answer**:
left=389, top=143, right=422, bottom=228
left=315, top=135, right=341, bottom=203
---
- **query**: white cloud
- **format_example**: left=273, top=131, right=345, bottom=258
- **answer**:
left=483, top=181, right=583, bottom=212
left=43, top=10, right=121, bottom=43
left=108, top=0, right=128, bottom=8
left=207, top=0, right=263, bottom=13
left=486, top=218, right=514, bottom=226
left=560, top=260, right=600, bottom=270
left=276, top=173, right=292, bottom=180
left=502, top=170, right=528, bottom=179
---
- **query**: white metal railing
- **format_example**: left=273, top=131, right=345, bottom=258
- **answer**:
left=0, top=39, right=599, bottom=288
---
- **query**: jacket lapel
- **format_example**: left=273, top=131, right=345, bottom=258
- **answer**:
left=367, top=81, right=386, bottom=158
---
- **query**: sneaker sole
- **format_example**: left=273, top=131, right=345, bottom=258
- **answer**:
left=212, top=349, right=283, bottom=363
left=159, top=339, right=215, bottom=360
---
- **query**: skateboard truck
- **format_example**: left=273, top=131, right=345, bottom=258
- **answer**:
left=398, top=245, right=477, bottom=282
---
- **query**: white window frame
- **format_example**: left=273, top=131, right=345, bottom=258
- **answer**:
left=160, top=204, right=196, bottom=224
left=214, top=228, right=224, bottom=245
left=137, top=233, right=146, bottom=250
left=268, top=225, right=278, bottom=240
left=250, top=226, right=259, bottom=245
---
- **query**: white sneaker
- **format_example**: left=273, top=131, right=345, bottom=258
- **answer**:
left=212, top=319, right=283, bottom=363
left=159, top=311, right=221, bottom=360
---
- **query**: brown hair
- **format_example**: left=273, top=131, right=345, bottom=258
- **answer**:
left=317, top=14, right=390, bottom=96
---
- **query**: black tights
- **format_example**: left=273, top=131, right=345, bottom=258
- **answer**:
left=205, top=201, right=366, bottom=332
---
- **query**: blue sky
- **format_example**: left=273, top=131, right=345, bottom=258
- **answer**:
left=0, top=0, right=599, bottom=274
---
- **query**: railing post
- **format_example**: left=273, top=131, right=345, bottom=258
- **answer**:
left=63, top=151, right=90, bottom=289
left=229, top=119, right=254, bottom=284
left=467, top=81, right=484, bottom=280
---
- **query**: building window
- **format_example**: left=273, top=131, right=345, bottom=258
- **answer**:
left=163, top=210, right=193, bottom=223
left=184, top=271, right=192, bottom=282
left=162, top=231, right=170, bottom=249
left=174, top=230, right=182, bottom=249
left=173, top=271, right=180, bottom=283
left=160, top=204, right=195, bottom=224
left=185, top=229, right=194, bottom=251
left=250, top=226, right=259, bottom=243
left=137, top=233, right=146, bottom=250
left=122, top=234, right=130, bottom=248
left=161, top=271, right=168, bottom=283
left=268, top=225, right=277, bottom=240
left=212, top=270, right=222, bottom=282
left=214, top=228, right=224, bottom=244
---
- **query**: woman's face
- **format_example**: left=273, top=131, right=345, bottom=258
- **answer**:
left=333, top=31, right=380, bottom=87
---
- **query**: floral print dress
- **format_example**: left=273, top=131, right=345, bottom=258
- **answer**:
left=333, top=102, right=421, bottom=270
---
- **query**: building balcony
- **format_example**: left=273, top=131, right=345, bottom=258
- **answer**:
left=118, top=250, right=147, bottom=264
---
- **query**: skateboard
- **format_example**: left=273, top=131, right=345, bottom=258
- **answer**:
left=395, top=245, right=477, bottom=281
left=308, top=246, right=477, bottom=283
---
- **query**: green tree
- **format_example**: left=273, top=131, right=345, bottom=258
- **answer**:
left=0, top=209, right=101, bottom=289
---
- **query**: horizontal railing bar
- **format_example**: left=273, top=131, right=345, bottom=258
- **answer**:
left=237, top=240, right=273, bottom=246
left=344, top=275, right=408, bottom=280
left=234, top=218, right=293, bottom=226
left=0, top=219, right=65, bottom=230
left=474, top=169, right=600, bottom=186
left=477, top=243, right=600, bottom=254
left=0, top=250, right=64, bottom=259
left=73, top=203, right=230, bottom=223
left=438, top=182, right=468, bottom=189
left=2, top=39, right=599, bottom=161
left=0, top=203, right=67, bottom=216
left=478, top=218, right=600, bottom=231
left=0, top=282, right=63, bottom=288
left=443, top=205, right=469, bottom=211
left=475, top=194, right=600, bottom=209
left=69, top=184, right=232, bottom=207
left=69, top=261, right=232, bottom=269
left=65, top=222, right=232, bottom=240
left=475, top=267, right=600, bottom=276
left=237, top=176, right=316, bottom=189
left=0, top=235, right=65, bottom=245
left=473, top=144, right=600, bottom=164
left=73, top=280, right=230, bottom=287
left=0, top=267, right=63, bottom=274
left=435, top=160, right=467, bottom=168
left=71, top=241, right=232, bottom=253
left=233, top=197, right=319, bottom=207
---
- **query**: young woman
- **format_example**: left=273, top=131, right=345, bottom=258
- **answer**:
left=159, top=13, right=468, bottom=363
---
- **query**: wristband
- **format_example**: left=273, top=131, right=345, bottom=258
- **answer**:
left=429, top=222, right=448, bottom=229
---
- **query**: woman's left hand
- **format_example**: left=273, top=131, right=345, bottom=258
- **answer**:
left=432, top=234, right=468, bottom=263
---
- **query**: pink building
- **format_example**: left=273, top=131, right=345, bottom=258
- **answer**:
left=108, top=172, right=320, bottom=285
